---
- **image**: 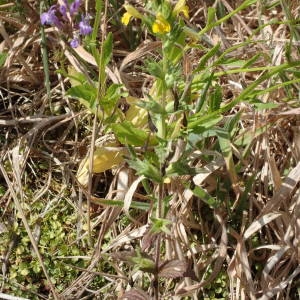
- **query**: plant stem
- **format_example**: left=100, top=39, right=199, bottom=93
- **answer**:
left=87, top=0, right=107, bottom=245
left=153, top=38, right=169, bottom=300
left=40, top=1, right=52, bottom=113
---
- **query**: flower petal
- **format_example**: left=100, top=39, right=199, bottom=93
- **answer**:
left=79, top=18, right=92, bottom=35
left=121, top=12, right=132, bottom=26
left=40, top=6, right=62, bottom=28
left=70, top=38, right=80, bottom=48
left=59, top=4, right=67, bottom=17
left=152, top=14, right=171, bottom=34
left=70, top=0, right=81, bottom=15
left=173, top=0, right=189, bottom=18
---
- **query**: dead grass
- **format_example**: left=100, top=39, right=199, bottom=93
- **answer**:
left=1, top=0, right=300, bottom=299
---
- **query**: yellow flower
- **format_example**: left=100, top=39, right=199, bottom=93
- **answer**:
left=121, top=12, right=132, bottom=25
left=173, top=0, right=189, bottom=18
left=121, top=5, right=143, bottom=26
left=152, top=13, right=171, bottom=34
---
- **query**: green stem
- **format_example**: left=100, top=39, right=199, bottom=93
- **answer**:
left=91, top=0, right=103, bottom=65
left=87, top=0, right=106, bottom=245
left=40, top=1, right=52, bottom=112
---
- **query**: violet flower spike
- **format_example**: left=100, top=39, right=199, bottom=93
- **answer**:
left=59, top=4, right=67, bottom=17
left=41, top=6, right=57, bottom=25
left=70, top=38, right=80, bottom=48
left=79, top=17, right=92, bottom=36
left=70, top=0, right=81, bottom=16
left=40, top=5, right=62, bottom=28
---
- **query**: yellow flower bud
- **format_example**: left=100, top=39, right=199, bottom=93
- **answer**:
left=121, top=5, right=143, bottom=26
left=121, top=12, right=132, bottom=25
left=152, top=13, right=171, bottom=34
left=173, top=0, right=189, bottom=18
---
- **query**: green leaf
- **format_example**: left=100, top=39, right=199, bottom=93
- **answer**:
left=209, top=84, right=222, bottom=112
left=187, top=130, right=217, bottom=147
left=242, top=53, right=264, bottom=68
left=110, top=121, right=150, bottom=146
left=188, top=113, right=223, bottom=133
left=101, top=83, right=124, bottom=113
left=234, top=124, right=268, bottom=148
left=130, top=250, right=156, bottom=273
left=91, top=198, right=150, bottom=210
left=194, top=43, right=220, bottom=72
left=216, top=128, right=231, bottom=156
left=248, top=98, right=279, bottom=110
left=195, top=72, right=215, bottom=113
left=101, top=32, right=113, bottom=68
left=155, top=140, right=169, bottom=164
left=216, top=128, right=239, bottom=188
left=161, top=0, right=172, bottom=19
left=207, top=7, right=216, bottom=26
left=165, top=30, right=185, bottom=63
left=216, top=1, right=227, bottom=18
left=98, top=32, right=113, bottom=86
left=144, top=60, right=164, bottom=80
left=150, top=217, right=171, bottom=235
left=138, top=97, right=166, bottom=115
left=192, top=186, right=219, bottom=208
left=20, top=268, right=30, bottom=276
left=67, top=67, right=89, bottom=85
left=224, top=110, right=242, bottom=135
left=128, top=157, right=162, bottom=183
left=67, top=84, right=97, bottom=111
left=0, top=52, right=7, bottom=67
left=218, top=58, right=248, bottom=68
left=166, top=159, right=196, bottom=177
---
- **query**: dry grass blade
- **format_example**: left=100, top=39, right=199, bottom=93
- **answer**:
left=193, top=157, right=225, bottom=186
left=262, top=245, right=290, bottom=280
left=103, top=225, right=148, bottom=252
left=0, top=20, right=41, bottom=86
left=228, top=224, right=257, bottom=300
left=243, top=212, right=282, bottom=240
left=175, top=210, right=227, bottom=296
left=0, top=292, right=29, bottom=300
left=119, top=41, right=161, bottom=90
left=123, top=175, right=145, bottom=217
left=259, top=265, right=300, bottom=300
left=260, top=162, right=300, bottom=216
left=120, top=41, right=162, bottom=73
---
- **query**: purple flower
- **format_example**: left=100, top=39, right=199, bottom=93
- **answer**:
left=40, top=5, right=62, bottom=28
left=70, top=0, right=81, bottom=16
left=70, top=38, right=80, bottom=48
left=59, top=4, right=67, bottom=17
left=79, top=17, right=92, bottom=35
left=41, top=6, right=57, bottom=25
